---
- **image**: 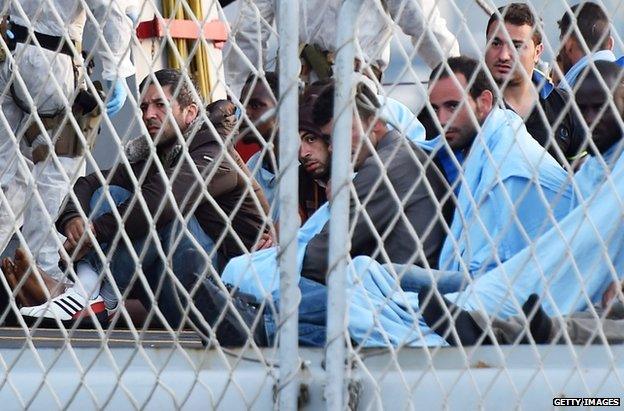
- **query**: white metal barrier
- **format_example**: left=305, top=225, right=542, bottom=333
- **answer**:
left=0, top=0, right=623, bottom=409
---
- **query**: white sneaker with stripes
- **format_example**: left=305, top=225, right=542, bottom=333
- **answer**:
left=19, top=288, right=107, bottom=326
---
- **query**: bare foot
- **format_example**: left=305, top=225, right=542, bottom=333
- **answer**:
left=13, top=248, right=65, bottom=305
left=1, top=257, right=34, bottom=306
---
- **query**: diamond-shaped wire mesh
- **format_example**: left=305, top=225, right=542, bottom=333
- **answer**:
left=0, top=0, right=623, bottom=409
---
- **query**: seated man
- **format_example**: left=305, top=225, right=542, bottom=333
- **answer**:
left=188, top=79, right=449, bottom=346
left=239, top=72, right=281, bottom=221
left=419, top=60, right=624, bottom=346
left=301, top=80, right=450, bottom=282
left=394, top=56, right=573, bottom=294
left=297, top=82, right=332, bottom=220
left=18, top=69, right=269, bottom=328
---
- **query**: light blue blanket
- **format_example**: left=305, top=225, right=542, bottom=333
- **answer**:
left=559, top=50, right=617, bottom=90
left=448, top=146, right=624, bottom=318
left=433, top=107, right=573, bottom=274
left=346, top=255, right=446, bottom=347
left=221, top=202, right=330, bottom=298
left=349, top=146, right=624, bottom=347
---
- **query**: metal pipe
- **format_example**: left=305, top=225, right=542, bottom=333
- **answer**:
left=163, top=0, right=188, bottom=69
left=277, top=0, right=300, bottom=409
left=189, top=0, right=211, bottom=100
left=326, top=0, right=363, bottom=409
left=474, top=0, right=495, bottom=15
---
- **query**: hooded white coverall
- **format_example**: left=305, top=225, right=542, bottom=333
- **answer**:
left=0, top=0, right=135, bottom=279
left=225, top=0, right=460, bottom=96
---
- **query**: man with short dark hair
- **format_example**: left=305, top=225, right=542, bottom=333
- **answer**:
left=299, top=80, right=449, bottom=283
left=19, top=69, right=269, bottom=332
left=297, top=82, right=332, bottom=219
left=217, top=79, right=450, bottom=346
left=395, top=56, right=573, bottom=294
left=419, top=61, right=624, bottom=346
left=557, top=2, right=622, bottom=88
left=299, top=119, right=330, bottom=183
left=484, top=3, right=584, bottom=162
left=239, top=72, right=281, bottom=221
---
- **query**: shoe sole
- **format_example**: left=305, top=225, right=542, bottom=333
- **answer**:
left=21, top=310, right=109, bottom=329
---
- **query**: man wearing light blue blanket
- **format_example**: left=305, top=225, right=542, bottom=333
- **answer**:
left=394, top=56, right=573, bottom=294
left=214, top=78, right=450, bottom=346
left=417, top=60, right=624, bottom=346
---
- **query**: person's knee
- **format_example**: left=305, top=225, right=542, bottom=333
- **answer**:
left=173, top=248, right=213, bottom=288
left=88, top=185, right=132, bottom=217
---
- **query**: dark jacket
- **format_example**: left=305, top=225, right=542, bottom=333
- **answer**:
left=56, top=122, right=270, bottom=261
left=300, top=130, right=450, bottom=284
left=523, top=87, right=584, bottom=162
left=298, top=165, right=327, bottom=222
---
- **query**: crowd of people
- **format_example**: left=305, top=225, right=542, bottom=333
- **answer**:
left=0, top=1, right=623, bottom=348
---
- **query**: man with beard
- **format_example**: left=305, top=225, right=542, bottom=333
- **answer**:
left=394, top=56, right=573, bottom=294
left=17, top=69, right=269, bottom=335
left=420, top=61, right=624, bottom=346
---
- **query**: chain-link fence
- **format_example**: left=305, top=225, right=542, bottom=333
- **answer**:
left=0, top=0, right=623, bottom=409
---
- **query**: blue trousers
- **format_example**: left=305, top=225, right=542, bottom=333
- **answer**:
left=264, top=264, right=468, bottom=347
left=84, top=186, right=219, bottom=330
left=263, top=276, right=328, bottom=347
left=88, top=187, right=331, bottom=345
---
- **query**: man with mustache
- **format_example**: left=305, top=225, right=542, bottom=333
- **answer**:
left=215, top=79, right=450, bottom=347
left=297, top=81, right=333, bottom=218
left=298, top=117, right=330, bottom=187
left=484, top=2, right=584, bottom=164
left=17, top=69, right=269, bottom=330
left=300, top=80, right=450, bottom=283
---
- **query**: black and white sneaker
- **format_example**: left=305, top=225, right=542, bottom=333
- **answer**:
left=19, top=288, right=107, bottom=327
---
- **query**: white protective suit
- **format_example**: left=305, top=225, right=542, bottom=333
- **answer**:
left=0, top=0, right=135, bottom=279
left=225, top=0, right=460, bottom=96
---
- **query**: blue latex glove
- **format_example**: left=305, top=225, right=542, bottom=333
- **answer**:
left=126, top=8, right=139, bottom=26
left=105, top=79, right=127, bottom=117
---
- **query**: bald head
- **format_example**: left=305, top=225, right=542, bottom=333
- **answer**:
left=575, top=61, right=624, bottom=154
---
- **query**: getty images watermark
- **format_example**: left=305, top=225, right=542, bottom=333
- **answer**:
left=553, top=397, right=620, bottom=407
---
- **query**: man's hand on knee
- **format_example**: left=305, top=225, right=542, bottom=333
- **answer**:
left=64, top=217, right=94, bottom=249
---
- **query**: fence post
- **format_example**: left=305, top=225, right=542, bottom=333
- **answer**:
left=326, top=0, right=364, bottom=409
left=277, top=0, right=301, bottom=409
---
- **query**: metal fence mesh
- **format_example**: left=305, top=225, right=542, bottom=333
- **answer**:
left=0, top=0, right=623, bottom=409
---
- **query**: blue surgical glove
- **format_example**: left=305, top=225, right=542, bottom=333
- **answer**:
left=126, top=8, right=139, bottom=26
left=105, top=79, right=127, bottom=117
